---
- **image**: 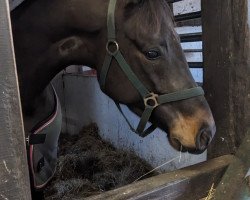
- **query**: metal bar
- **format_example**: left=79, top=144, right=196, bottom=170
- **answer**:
left=176, top=18, right=202, bottom=27
left=175, top=11, right=202, bottom=22
left=184, top=49, right=203, bottom=53
left=188, top=62, right=203, bottom=68
left=180, top=32, right=202, bottom=42
left=0, top=0, right=31, bottom=199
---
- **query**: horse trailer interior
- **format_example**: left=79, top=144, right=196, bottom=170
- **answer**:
left=0, top=0, right=249, bottom=199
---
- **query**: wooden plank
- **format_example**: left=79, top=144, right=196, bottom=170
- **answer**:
left=202, top=0, right=250, bottom=158
left=81, top=155, right=234, bottom=200
left=214, top=129, right=250, bottom=199
left=0, top=0, right=31, bottom=199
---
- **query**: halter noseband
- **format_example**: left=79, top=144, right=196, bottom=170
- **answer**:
left=100, top=0, right=204, bottom=137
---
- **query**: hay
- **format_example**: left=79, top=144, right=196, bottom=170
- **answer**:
left=200, top=183, right=216, bottom=200
left=44, top=123, right=157, bottom=199
left=204, top=183, right=215, bottom=200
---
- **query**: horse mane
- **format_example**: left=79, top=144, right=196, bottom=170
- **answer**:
left=125, top=0, right=175, bottom=34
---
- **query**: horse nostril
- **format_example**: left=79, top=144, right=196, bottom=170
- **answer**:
left=196, top=129, right=212, bottom=151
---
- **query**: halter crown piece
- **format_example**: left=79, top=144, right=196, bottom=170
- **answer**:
left=100, top=0, right=204, bottom=137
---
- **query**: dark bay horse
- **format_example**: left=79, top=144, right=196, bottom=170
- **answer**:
left=11, top=0, right=216, bottom=196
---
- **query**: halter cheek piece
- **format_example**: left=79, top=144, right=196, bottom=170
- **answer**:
left=100, top=0, right=204, bottom=137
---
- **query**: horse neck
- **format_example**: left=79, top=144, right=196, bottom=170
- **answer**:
left=11, top=0, right=108, bottom=110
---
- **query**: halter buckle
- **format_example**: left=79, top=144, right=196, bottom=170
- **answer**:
left=106, top=40, right=119, bottom=56
left=144, top=93, right=159, bottom=108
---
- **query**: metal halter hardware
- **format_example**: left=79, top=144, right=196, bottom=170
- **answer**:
left=106, top=40, right=119, bottom=56
left=144, top=93, right=159, bottom=108
left=100, top=0, right=205, bottom=137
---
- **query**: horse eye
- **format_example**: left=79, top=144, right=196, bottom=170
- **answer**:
left=145, top=50, right=161, bottom=60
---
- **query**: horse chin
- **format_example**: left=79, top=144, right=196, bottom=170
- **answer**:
left=168, top=136, right=207, bottom=154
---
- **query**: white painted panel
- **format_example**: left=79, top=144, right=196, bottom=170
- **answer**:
left=61, top=75, right=206, bottom=172
left=181, top=41, right=202, bottom=50
left=176, top=26, right=203, bottom=55
left=173, top=0, right=201, bottom=15
left=248, top=0, right=250, bottom=24
left=190, top=68, right=203, bottom=83
left=185, top=52, right=203, bottom=62
left=176, top=26, right=202, bottom=34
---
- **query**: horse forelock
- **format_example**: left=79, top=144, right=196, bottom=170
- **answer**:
left=125, top=0, right=174, bottom=35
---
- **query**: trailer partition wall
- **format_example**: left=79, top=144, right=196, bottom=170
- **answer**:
left=202, top=0, right=250, bottom=158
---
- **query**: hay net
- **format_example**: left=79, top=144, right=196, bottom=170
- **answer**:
left=44, top=123, right=157, bottom=199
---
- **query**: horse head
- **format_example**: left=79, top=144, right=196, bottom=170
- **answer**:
left=94, top=0, right=216, bottom=153
left=12, top=0, right=215, bottom=153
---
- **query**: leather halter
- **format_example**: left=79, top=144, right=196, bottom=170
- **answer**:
left=100, top=0, right=204, bottom=137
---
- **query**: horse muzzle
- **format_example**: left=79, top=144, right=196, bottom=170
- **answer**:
left=154, top=103, right=216, bottom=154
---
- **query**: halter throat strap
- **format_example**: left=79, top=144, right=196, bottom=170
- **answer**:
left=100, top=0, right=204, bottom=137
